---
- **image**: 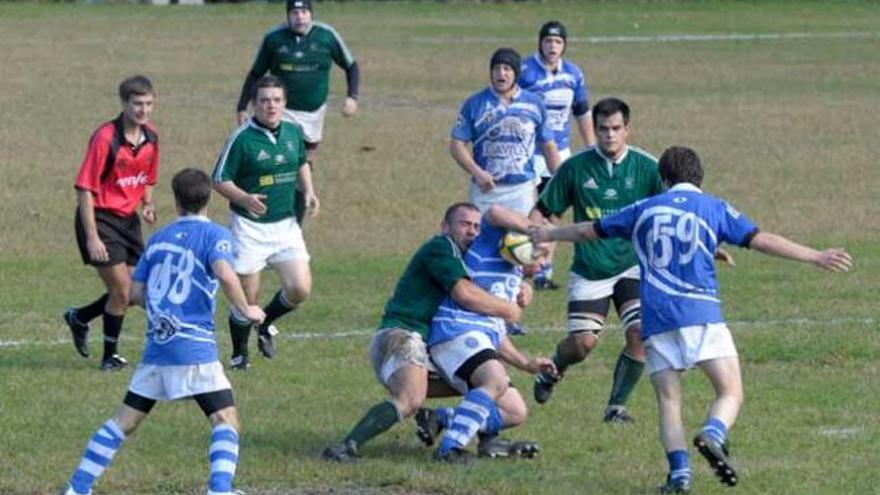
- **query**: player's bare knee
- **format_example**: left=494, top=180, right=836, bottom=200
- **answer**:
left=283, top=283, right=310, bottom=304
left=210, top=407, right=240, bottom=432
left=562, top=331, right=598, bottom=361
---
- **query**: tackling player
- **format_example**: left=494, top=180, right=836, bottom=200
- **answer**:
left=59, top=168, right=265, bottom=495
left=531, top=146, right=852, bottom=493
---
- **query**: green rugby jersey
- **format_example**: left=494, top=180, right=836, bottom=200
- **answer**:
left=538, top=145, right=664, bottom=280
left=248, top=22, right=355, bottom=112
left=379, top=235, right=469, bottom=339
left=212, top=120, right=307, bottom=223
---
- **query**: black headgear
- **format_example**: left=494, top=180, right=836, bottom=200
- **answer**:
left=287, top=0, right=312, bottom=12
left=489, top=48, right=522, bottom=81
left=538, top=21, right=567, bottom=58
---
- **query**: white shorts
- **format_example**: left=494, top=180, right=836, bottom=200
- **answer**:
left=282, top=105, right=326, bottom=144
left=128, top=361, right=232, bottom=401
left=469, top=181, right=536, bottom=215
left=644, top=323, right=738, bottom=374
left=369, top=328, right=433, bottom=387
left=429, top=331, right=496, bottom=395
left=568, top=266, right=640, bottom=302
left=229, top=212, right=310, bottom=274
left=533, top=147, right=572, bottom=181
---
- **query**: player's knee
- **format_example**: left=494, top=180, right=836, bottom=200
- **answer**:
left=499, top=391, right=528, bottom=427
left=393, top=394, right=424, bottom=419
left=564, top=331, right=598, bottom=361
left=210, top=408, right=240, bottom=432
left=283, top=283, right=310, bottom=304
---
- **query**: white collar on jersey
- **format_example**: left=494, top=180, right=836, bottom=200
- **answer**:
left=668, top=183, right=703, bottom=193
left=595, top=145, right=629, bottom=166
left=176, top=215, right=210, bottom=223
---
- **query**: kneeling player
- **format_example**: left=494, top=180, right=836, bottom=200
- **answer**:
left=420, top=205, right=555, bottom=462
left=59, top=169, right=265, bottom=495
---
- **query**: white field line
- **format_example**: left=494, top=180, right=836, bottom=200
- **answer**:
left=0, top=317, right=875, bottom=350
left=413, top=31, right=879, bottom=45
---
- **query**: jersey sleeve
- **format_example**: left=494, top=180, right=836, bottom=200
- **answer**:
left=249, top=35, right=272, bottom=77
left=536, top=163, right=574, bottom=216
left=212, top=132, right=243, bottom=183
left=596, top=203, right=638, bottom=239
left=717, top=200, right=759, bottom=247
left=451, top=98, right=474, bottom=142
left=207, top=226, right=236, bottom=269
left=424, top=238, right=469, bottom=292
left=74, top=127, right=111, bottom=193
left=328, top=27, right=356, bottom=68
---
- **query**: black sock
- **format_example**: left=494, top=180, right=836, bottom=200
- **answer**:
left=102, top=312, right=124, bottom=360
left=229, top=314, right=252, bottom=358
left=76, top=293, right=109, bottom=323
left=263, top=290, right=296, bottom=327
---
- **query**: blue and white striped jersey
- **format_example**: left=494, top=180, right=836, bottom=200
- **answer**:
left=132, top=216, right=235, bottom=366
left=451, top=87, right=553, bottom=185
left=519, top=53, right=589, bottom=153
left=597, top=183, right=759, bottom=338
left=428, top=219, right=522, bottom=347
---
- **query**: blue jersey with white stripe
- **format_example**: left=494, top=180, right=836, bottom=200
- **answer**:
left=428, top=220, right=522, bottom=347
left=597, top=184, right=759, bottom=338
left=519, top=54, right=589, bottom=152
left=451, top=87, right=552, bottom=185
left=132, top=216, right=236, bottom=365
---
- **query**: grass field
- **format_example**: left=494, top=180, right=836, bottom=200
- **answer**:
left=0, top=1, right=878, bottom=494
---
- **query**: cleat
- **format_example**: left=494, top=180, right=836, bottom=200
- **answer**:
left=477, top=435, right=539, bottom=459
left=694, top=431, right=738, bottom=487
left=256, top=324, right=278, bottom=359
left=658, top=476, right=691, bottom=494
left=433, top=447, right=473, bottom=464
left=603, top=405, right=636, bottom=424
left=507, top=322, right=527, bottom=336
left=415, top=408, right=443, bottom=447
left=533, top=278, right=560, bottom=291
left=321, top=439, right=359, bottom=463
left=229, top=354, right=250, bottom=371
left=533, top=371, right=561, bottom=404
left=99, top=354, right=128, bottom=372
left=59, top=486, right=91, bottom=495
left=63, top=308, right=90, bottom=358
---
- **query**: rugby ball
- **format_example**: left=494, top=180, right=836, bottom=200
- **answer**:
left=499, top=231, right=534, bottom=265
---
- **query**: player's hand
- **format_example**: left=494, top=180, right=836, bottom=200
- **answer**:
left=815, top=248, right=852, bottom=272
left=305, top=192, right=320, bottom=218
left=526, top=357, right=557, bottom=375
left=474, top=169, right=496, bottom=192
left=236, top=111, right=250, bottom=126
left=142, top=202, right=157, bottom=225
left=242, top=193, right=268, bottom=218
left=715, top=247, right=735, bottom=267
left=502, top=302, right=522, bottom=324
left=529, top=226, right=553, bottom=244
left=87, top=235, right=109, bottom=263
left=516, top=281, right=534, bottom=308
left=241, top=305, right=266, bottom=324
left=341, top=97, right=358, bottom=117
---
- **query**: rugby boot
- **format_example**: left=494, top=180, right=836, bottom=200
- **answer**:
left=507, top=322, right=527, bottom=336
left=256, top=324, right=278, bottom=359
left=533, top=370, right=562, bottom=404
left=99, top=354, right=128, bottom=371
left=433, top=447, right=473, bottom=464
left=658, top=475, right=691, bottom=494
left=477, top=435, right=540, bottom=459
left=533, top=278, right=560, bottom=291
left=415, top=408, right=443, bottom=447
left=229, top=354, right=250, bottom=371
left=63, top=308, right=90, bottom=358
left=694, top=431, right=738, bottom=486
left=321, top=439, right=359, bottom=463
left=603, top=405, right=636, bottom=424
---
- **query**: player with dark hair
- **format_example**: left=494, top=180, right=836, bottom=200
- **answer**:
left=321, top=203, right=524, bottom=462
left=529, top=97, right=665, bottom=423
left=59, top=168, right=265, bottom=495
left=451, top=47, right=560, bottom=216
left=214, top=75, right=318, bottom=369
left=519, top=20, right=596, bottom=290
left=64, top=75, right=160, bottom=371
left=530, top=145, right=851, bottom=493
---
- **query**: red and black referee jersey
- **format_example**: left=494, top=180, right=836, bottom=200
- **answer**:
left=74, top=114, right=160, bottom=217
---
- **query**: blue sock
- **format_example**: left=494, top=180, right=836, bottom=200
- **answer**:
left=69, top=419, right=126, bottom=495
left=438, top=389, right=495, bottom=455
left=435, top=406, right=454, bottom=429
left=482, top=400, right=503, bottom=436
left=208, top=424, right=240, bottom=494
left=666, top=449, right=691, bottom=482
left=702, top=417, right=728, bottom=444
left=536, top=262, right=553, bottom=281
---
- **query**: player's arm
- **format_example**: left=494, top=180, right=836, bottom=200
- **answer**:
left=129, top=281, right=145, bottom=308
left=213, top=259, right=266, bottom=323
left=541, top=140, right=561, bottom=174
left=486, top=204, right=532, bottom=233
left=497, top=336, right=556, bottom=375
left=236, top=38, right=271, bottom=124
left=748, top=232, right=852, bottom=272
left=297, top=162, right=320, bottom=217
left=450, top=278, right=522, bottom=324
left=450, top=139, right=495, bottom=192
left=530, top=221, right=599, bottom=244
left=76, top=189, right=108, bottom=263
left=575, top=112, right=596, bottom=147
left=341, top=61, right=359, bottom=117
left=213, top=181, right=267, bottom=219
left=141, top=185, right=157, bottom=224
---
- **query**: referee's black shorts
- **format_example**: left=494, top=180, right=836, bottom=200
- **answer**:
left=75, top=208, right=144, bottom=267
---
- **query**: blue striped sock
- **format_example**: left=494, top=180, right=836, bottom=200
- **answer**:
left=69, top=419, right=125, bottom=495
left=702, top=417, right=728, bottom=444
left=208, top=424, right=240, bottom=494
left=439, top=389, right=495, bottom=455
left=435, top=406, right=454, bottom=429
left=666, top=449, right=691, bottom=482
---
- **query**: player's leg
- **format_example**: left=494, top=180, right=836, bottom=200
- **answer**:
left=650, top=368, right=692, bottom=493
left=196, top=389, right=241, bottom=495
left=226, top=213, right=271, bottom=369
left=694, top=354, right=742, bottom=487
left=62, top=397, right=153, bottom=495
left=227, top=271, right=260, bottom=369
left=604, top=277, right=645, bottom=423
left=94, top=262, right=132, bottom=371
left=477, top=387, right=539, bottom=459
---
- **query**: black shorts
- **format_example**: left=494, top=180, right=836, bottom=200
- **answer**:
left=568, top=277, right=640, bottom=318
left=75, top=208, right=144, bottom=266
left=123, top=389, right=236, bottom=417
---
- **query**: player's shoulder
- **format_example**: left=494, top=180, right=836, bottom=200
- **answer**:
left=263, top=22, right=289, bottom=40
left=627, top=145, right=659, bottom=165
left=311, top=21, right=343, bottom=38
left=561, top=59, right=585, bottom=78
left=421, top=235, right=462, bottom=259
